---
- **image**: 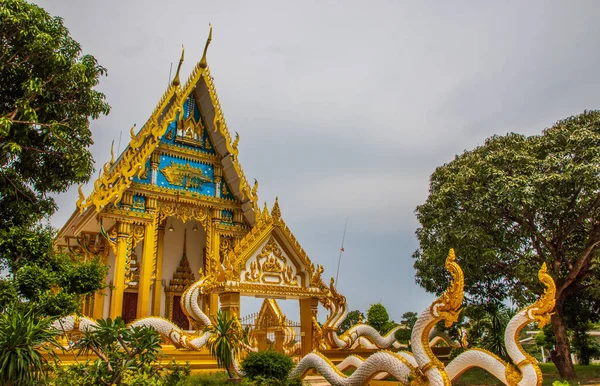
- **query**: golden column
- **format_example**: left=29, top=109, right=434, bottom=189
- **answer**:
left=137, top=196, right=157, bottom=317
left=109, top=220, right=131, bottom=319
left=299, top=297, right=319, bottom=356
left=152, top=221, right=165, bottom=316
left=218, top=292, right=240, bottom=316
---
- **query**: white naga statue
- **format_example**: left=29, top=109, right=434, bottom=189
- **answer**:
left=53, top=249, right=555, bottom=386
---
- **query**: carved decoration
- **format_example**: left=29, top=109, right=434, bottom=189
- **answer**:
left=160, top=161, right=212, bottom=190
left=157, top=202, right=210, bottom=228
left=244, top=237, right=298, bottom=286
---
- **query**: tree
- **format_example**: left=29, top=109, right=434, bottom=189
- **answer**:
left=338, top=310, right=364, bottom=334
left=0, top=0, right=110, bottom=314
left=366, top=302, right=396, bottom=335
left=395, top=311, right=418, bottom=346
left=413, top=111, right=600, bottom=379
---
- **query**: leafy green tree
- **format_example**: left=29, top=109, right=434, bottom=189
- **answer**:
left=413, top=111, right=600, bottom=379
left=338, top=310, right=364, bottom=334
left=366, top=302, right=396, bottom=335
left=395, top=311, right=418, bottom=346
left=0, top=305, right=60, bottom=385
left=0, top=0, right=110, bottom=314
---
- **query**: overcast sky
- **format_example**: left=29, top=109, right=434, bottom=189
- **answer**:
left=38, top=0, right=600, bottom=323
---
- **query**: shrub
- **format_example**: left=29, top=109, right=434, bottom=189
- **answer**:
left=0, top=305, right=60, bottom=385
left=241, top=350, right=295, bottom=381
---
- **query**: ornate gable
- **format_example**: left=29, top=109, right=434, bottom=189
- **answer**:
left=217, top=199, right=328, bottom=299
left=73, top=26, right=259, bottom=226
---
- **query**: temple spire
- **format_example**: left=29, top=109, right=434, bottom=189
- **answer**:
left=172, top=45, right=185, bottom=87
left=199, top=24, right=213, bottom=68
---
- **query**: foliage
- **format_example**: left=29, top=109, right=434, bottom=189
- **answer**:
left=0, top=0, right=110, bottom=229
left=182, top=373, right=229, bottom=386
left=241, top=349, right=295, bottom=381
left=395, top=311, right=418, bottom=346
left=535, top=324, right=556, bottom=351
left=338, top=310, right=364, bottom=334
left=0, top=304, right=60, bottom=385
left=366, top=302, right=396, bottom=335
left=1, top=225, right=108, bottom=316
left=0, top=0, right=110, bottom=317
left=204, top=311, right=246, bottom=378
left=570, top=327, right=600, bottom=366
left=413, top=111, right=600, bottom=378
left=241, top=375, right=303, bottom=386
left=49, top=317, right=189, bottom=386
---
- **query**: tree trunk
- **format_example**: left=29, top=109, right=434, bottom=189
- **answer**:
left=550, top=307, right=576, bottom=379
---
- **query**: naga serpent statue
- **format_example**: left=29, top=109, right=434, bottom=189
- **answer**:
left=289, top=250, right=556, bottom=386
left=52, top=249, right=555, bottom=386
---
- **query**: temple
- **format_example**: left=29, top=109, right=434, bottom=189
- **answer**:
left=56, top=28, right=328, bottom=356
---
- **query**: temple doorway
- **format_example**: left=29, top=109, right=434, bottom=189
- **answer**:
left=122, top=292, right=138, bottom=323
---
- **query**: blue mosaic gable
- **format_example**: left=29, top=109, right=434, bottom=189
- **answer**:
left=221, top=180, right=235, bottom=201
left=132, top=159, right=152, bottom=185
left=159, top=96, right=216, bottom=155
left=156, top=154, right=215, bottom=196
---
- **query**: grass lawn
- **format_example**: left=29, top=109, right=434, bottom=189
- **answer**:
left=453, top=364, right=600, bottom=386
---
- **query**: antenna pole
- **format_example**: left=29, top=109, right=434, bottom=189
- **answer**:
left=335, top=217, right=349, bottom=285
left=168, top=62, right=173, bottom=85
left=117, top=131, right=123, bottom=156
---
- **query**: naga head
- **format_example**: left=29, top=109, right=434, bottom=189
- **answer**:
left=431, top=249, right=464, bottom=328
left=526, top=263, right=556, bottom=328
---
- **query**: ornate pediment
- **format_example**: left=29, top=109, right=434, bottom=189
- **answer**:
left=218, top=198, right=328, bottom=297
left=244, top=237, right=298, bottom=286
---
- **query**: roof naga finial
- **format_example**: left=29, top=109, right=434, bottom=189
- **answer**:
left=172, top=45, right=185, bottom=87
left=199, top=24, right=213, bottom=69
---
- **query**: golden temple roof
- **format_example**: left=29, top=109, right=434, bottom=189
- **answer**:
left=75, top=25, right=259, bottom=224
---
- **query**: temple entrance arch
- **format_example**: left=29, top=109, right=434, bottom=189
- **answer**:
left=212, top=200, right=329, bottom=356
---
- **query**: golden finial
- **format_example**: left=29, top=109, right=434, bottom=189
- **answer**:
left=76, top=184, right=85, bottom=213
left=527, top=263, right=556, bottom=328
left=271, top=197, right=281, bottom=219
left=129, top=123, right=137, bottom=140
left=262, top=201, right=269, bottom=218
left=251, top=179, right=259, bottom=199
left=172, top=45, right=185, bottom=87
left=199, top=24, right=213, bottom=69
left=109, top=140, right=115, bottom=166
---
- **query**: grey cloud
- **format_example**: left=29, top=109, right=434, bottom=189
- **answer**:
left=39, top=0, right=600, bottom=322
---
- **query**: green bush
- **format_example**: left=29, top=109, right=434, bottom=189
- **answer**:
left=182, top=372, right=229, bottom=386
left=241, top=375, right=303, bottom=386
left=241, top=350, right=295, bottom=381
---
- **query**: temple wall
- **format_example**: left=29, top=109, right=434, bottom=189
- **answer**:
left=160, top=217, right=206, bottom=317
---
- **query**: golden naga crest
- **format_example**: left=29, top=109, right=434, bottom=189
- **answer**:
left=431, top=249, right=464, bottom=328
left=526, top=263, right=556, bottom=328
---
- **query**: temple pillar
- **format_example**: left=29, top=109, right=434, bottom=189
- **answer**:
left=152, top=222, right=165, bottom=316
left=109, top=221, right=131, bottom=319
left=299, top=297, right=318, bottom=356
left=137, top=219, right=156, bottom=317
left=274, top=329, right=285, bottom=353
left=219, top=292, right=240, bottom=317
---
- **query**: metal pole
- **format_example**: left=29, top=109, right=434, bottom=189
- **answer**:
left=335, top=217, right=349, bottom=285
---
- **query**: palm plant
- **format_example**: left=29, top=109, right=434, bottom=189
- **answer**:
left=204, top=311, right=246, bottom=379
left=0, top=305, right=60, bottom=385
